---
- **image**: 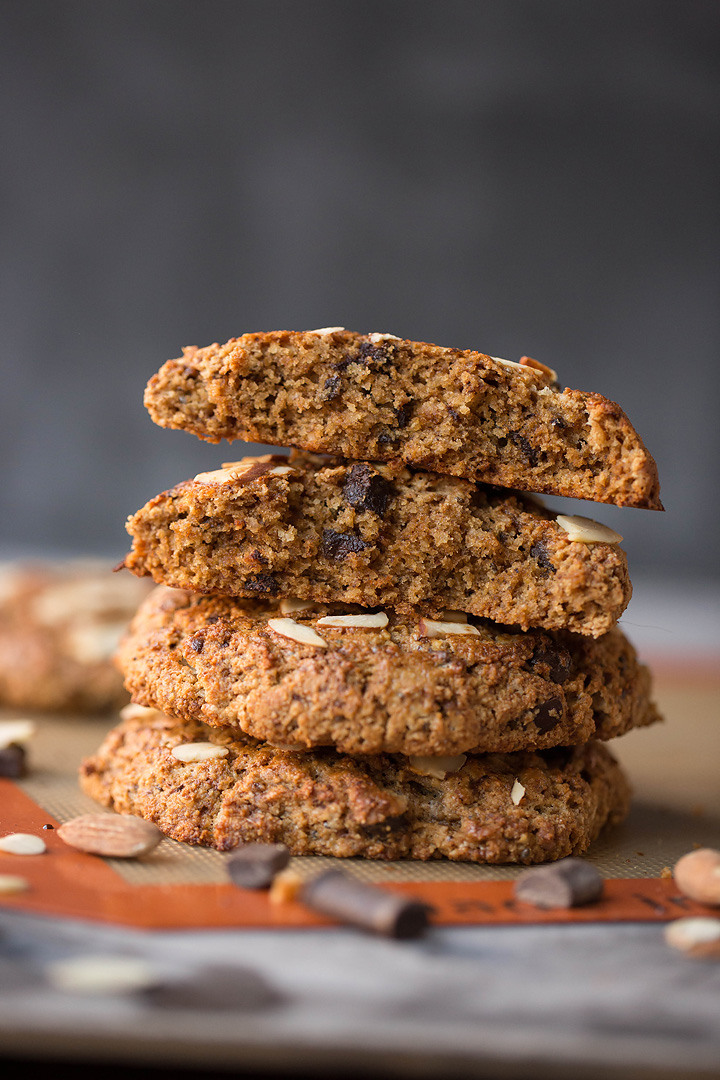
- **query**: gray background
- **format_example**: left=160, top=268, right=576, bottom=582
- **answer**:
left=1, top=0, right=718, bottom=581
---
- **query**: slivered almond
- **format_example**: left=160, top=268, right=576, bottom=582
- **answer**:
left=0, top=719, right=36, bottom=750
left=172, top=743, right=229, bottom=763
left=57, top=814, right=162, bottom=857
left=490, top=356, right=534, bottom=376
left=441, top=609, right=468, bottom=624
left=308, top=326, right=345, bottom=336
left=0, top=833, right=46, bottom=855
left=511, top=779, right=526, bottom=805
left=267, top=618, right=327, bottom=648
left=418, top=618, right=480, bottom=638
left=316, top=612, right=388, bottom=629
left=408, top=755, right=467, bottom=780
left=120, top=703, right=163, bottom=723
left=556, top=515, right=623, bottom=545
left=520, top=355, right=558, bottom=383
left=279, top=598, right=315, bottom=615
left=368, top=332, right=400, bottom=343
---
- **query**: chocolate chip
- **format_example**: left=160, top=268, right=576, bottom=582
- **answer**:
left=206, top=615, right=219, bottom=624
left=514, top=858, right=604, bottom=909
left=227, top=843, right=291, bottom=889
left=244, top=574, right=279, bottom=595
left=395, top=402, right=413, bottom=428
left=300, top=870, right=431, bottom=938
left=509, top=431, right=540, bottom=467
left=377, top=430, right=398, bottom=445
left=447, top=407, right=461, bottom=421
left=42, top=824, right=54, bottom=830
left=533, top=696, right=564, bottom=733
left=342, top=464, right=394, bottom=516
left=551, top=415, right=567, bottom=429
left=321, top=529, right=368, bottom=560
left=188, top=634, right=205, bottom=654
left=528, top=643, right=572, bottom=684
left=323, top=375, right=342, bottom=400
left=0, top=746, right=26, bottom=779
left=530, top=541, right=556, bottom=574
left=146, top=964, right=281, bottom=1011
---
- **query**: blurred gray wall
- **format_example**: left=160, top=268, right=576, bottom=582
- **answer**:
left=1, top=0, right=718, bottom=578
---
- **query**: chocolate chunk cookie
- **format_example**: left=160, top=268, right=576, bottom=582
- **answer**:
left=117, top=587, right=660, bottom=756
left=80, top=708, right=631, bottom=863
left=143, top=330, right=662, bottom=510
left=122, top=453, right=631, bottom=637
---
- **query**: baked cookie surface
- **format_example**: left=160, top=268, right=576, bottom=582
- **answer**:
left=118, top=587, right=660, bottom=756
left=0, top=561, right=152, bottom=712
left=80, top=708, right=631, bottom=863
left=123, top=453, right=631, bottom=637
left=144, top=329, right=662, bottom=510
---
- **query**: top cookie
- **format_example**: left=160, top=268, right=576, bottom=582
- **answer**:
left=144, top=329, right=662, bottom=510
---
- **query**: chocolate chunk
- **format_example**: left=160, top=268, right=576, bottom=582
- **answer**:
left=0, top=745, right=26, bottom=779
left=447, top=406, right=461, bottom=422
left=551, top=415, right=567, bottom=429
left=509, top=431, right=540, bottom=467
left=321, top=529, right=368, bottom=560
left=188, top=633, right=205, bottom=654
left=533, top=696, right=564, bottom=733
left=395, top=401, right=414, bottom=428
left=146, top=963, right=280, bottom=1010
left=323, top=374, right=342, bottom=400
left=514, top=858, right=604, bottom=909
left=300, top=870, right=430, bottom=938
left=227, top=842, right=291, bottom=889
left=530, top=541, right=556, bottom=574
left=342, top=464, right=394, bottom=516
left=377, top=430, right=398, bottom=445
left=528, top=642, right=572, bottom=684
left=244, top=574, right=279, bottom=595
left=336, top=342, right=393, bottom=372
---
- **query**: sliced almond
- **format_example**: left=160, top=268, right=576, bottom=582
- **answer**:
left=172, top=743, right=229, bottom=763
left=120, top=703, right=163, bottom=723
left=46, top=955, right=159, bottom=994
left=556, top=515, right=623, bottom=545
left=442, top=609, right=468, bottom=624
left=511, top=779, right=526, bottom=805
left=665, top=917, right=720, bottom=959
left=0, top=719, right=36, bottom=750
left=418, top=618, right=480, bottom=638
left=269, top=869, right=303, bottom=905
left=316, top=612, right=388, bottom=629
left=267, top=618, right=327, bottom=648
left=368, top=332, right=400, bottom=343
left=279, top=598, right=315, bottom=615
left=0, top=874, right=29, bottom=894
left=0, top=833, right=46, bottom=855
left=193, top=467, right=241, bottom=484
left=408, top=754, right=467, bottom=780
left=490, top=356, right=534, bottom=377
left=57, top=814, right=162, bottom=857
left=308, top=326, right=345, bottom=335
left=519, top=355, right=558, bottom=383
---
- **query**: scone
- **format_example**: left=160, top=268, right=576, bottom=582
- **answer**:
left=122, top=454, right=631, bottom=637
left=117, top=586, right=660, bottom=756
left=0, top=561, right=152, bottom=712
left=80, top=707, right=631, bottom=863
left=144, top=329, right=662, bottom=510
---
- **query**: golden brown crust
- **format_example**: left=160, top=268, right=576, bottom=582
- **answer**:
left=117, top=587, right=660, bottom=756
left=144, top=331, right=662, bottom=510
left=0, top=562, right=152, bottom=713
left=123, top=455, right=632, bottom=638
left=80, top=710, right=631, bottom=863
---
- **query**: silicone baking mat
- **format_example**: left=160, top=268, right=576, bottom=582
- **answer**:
left=1, top=674, right=718, bottom=928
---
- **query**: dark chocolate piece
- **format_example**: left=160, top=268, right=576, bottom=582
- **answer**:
left=530, top=541, right=556, bottom=574
left=0, top=745, right=26, bottom=779
left=300, top=870, right=430, bottom=938
left=533, top=696, right=564, bottom=733
left=514, top=857, right=604, bottom=908
left=227, top=842, right=290, bottom=889
left=321, top=529, right=368, bottom=560
left=146, top=964, right=280, bottom=1010
left=342, top=464, right=394, bottom=516
left=243, top=573, right=279, bottom=595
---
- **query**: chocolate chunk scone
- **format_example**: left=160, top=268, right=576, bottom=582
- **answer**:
left=122, top=454, right=631, bottom=637
left=118, top=587, right=660, bottom=756
left=80, top=709, right=631, bottom=863
left=144, top=329, right=662, bottom=510
left=0, top=562, right=152, bottom=712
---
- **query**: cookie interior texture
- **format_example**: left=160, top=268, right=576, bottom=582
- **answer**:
left=118, top=587, right=660, bottom=757
left=123, top=453, right=631, bottom=637
left=144, top=330, right=661, bottom=509
left=80, top=710, right=630, bottom=864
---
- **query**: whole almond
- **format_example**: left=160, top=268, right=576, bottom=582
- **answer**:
left=674, top=848, right=720, bottom=906
left=57, top=814, right=162, bottom=858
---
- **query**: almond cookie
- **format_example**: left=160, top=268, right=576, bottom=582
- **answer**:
left=117, top=587, right=660, bottom=757
left=144, top=330, right=661, bottom=510
left=122, top=454, right=631, bottom=637
left=0, top=561, right=152, bottom=712
left=80, top=709, right=631, bottom=863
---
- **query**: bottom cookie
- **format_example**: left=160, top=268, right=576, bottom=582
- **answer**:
left=80, top=708, right=630, bottom=864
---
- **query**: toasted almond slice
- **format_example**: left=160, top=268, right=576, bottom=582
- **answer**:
left=0, top=874, right=29, bottom=894
left=520, top=355, right=559, bottom=383
left=665, top=917, right=720, bottom=958
left=368, top=332, right=400, bottom=343
left=46, top=955, right=159, bottom=994
left=0, top=833, right=46, bottom=855
left=418, top=618, right=480, bottom=638
left=0, top=719, right=36, bottom=750
left=308, top=326, right=346, bottom=335
left=267, top=618, right=327, bottom=648
left=511, top=779, right=526, bottom=805
left=408, top=754, right=467, bottom=780
left=269, top=869, right=304, bottom=905
left=120, top=703, right=163, bottom=723
left=441, top=609, right=468, bottom=624
left=172, top=743, right=229, bottom=763
left=556, top=515, right=623, bottom=545
left=57, top=814, right=162, bottom=857
left=268, top=466, right=294, bottom=475
left=490, top=356, right=535, bottom=376
left=316, top=612, right=388, bottom=629
left=279, top=598, right=315, bottom=615
left=193, top=467, right=240, bottom=484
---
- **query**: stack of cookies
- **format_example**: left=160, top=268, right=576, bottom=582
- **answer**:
left=81, top=330, right=662, bottom=864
